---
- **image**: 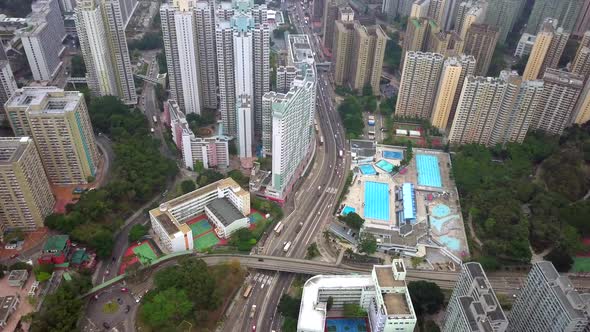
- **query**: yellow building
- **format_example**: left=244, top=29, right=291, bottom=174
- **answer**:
left=522, top=19, right=568, bottom=81
left=0, top=137, right=55, bottom=236
left=5, top=87, right=100, bottom=185
left=431, top=58, right=464, bottom=130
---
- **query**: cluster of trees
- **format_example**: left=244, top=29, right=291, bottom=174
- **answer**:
left=306, top=242, right=320, bottom=259
left=339, top=212, right=365, bottom=230
left=180, top=179, right=196, bottom=194
left=407, top=281, right=444, bottom=332
left=358, top=232, right=377, bottom=254
left=129, top=224, right=148, bottom=242
left=337, top=87, right=377, bottom=138
left=185, top=112, right=216, bottom=134
left=0, top=0, right=33, bottom=17
left=273, top=24, right=297, bottom=38
left=343, top=303, right=367, bottom=317
left=228, top=197, right=283, bottom=251
left=140, top=258, right=243, bottom=329
left=278, top=294, right=301, bottom=332
left=384, top=32, right=402, bottom=71
left=71, top=55, right=86, bottom=77
left=45, top=96, right=178, bottom=257
left=128, top=32, right=164, bottom=51
left=453, top=127, right=590, bottom=270
left=197, top=169, right=225, bottom=187
left=29, top=274, right=92, bottom=331
left=228, top=170, right=250, bottom=188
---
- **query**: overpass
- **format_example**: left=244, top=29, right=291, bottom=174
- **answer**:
left=67, top=76, right=87, bottom=84
left=84, top=253, right=590, bottom=297
left=133, top=73, right=159, bottom=84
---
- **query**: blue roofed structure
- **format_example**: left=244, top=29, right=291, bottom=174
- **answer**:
left=401, top=183, right=416, bottom=224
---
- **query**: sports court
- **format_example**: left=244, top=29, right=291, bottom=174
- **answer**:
left=359, top=164, right=377, bottom=175
left=326, top=318, right=370, bottom=332
left=189, top=219, right=212, bottom=237
left=416, top=154, right=442, bottom=187
left=194, top=232, right=220, bottom=251
left=364, top=181, right=389, bottom=221
left=375, top=159, right=394, bottom=173
left=249, top=211, right=265, bottom=224
left=383, top=150, right=403, bottom=160
left=132, top=242, right=158, bottom=265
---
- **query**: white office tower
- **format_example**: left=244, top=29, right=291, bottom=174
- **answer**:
left=167, top=100, right=230, bottom=169
left=449, top=72, right=544, bottom=146
left=297, top=261, right=416, bottom=332
left=17, top=0, right=66, bottom=82
left=443, top=262, right=508, bottom=332
left=396, top=51, right=445, bottom=120
left=0, top=61, right=18, bottom=123
left=265, top=35, right=316, bottom=201
left=216, top=20, right=237, bottom=135
left=75, top=0, right=136, bottom=105
left=509, top=261, right=590, bottom=332
left=236, top=95, right=253, bottom=158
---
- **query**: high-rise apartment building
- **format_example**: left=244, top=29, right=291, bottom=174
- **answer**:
left=574, top=0, right=590, bottom=37
left=572, top=31, right=590, bottom=79
left=573, top=78, right=590, bottom=125
left=454, top=0, right=485, bottom=39
left=322, top=0, right=346, bottom=50
left=382, top=0, right=414, bottom=18
left=160, top=4, right=184, bottom=111
left=523, top=19, right=569, bottom=80
left=276, top=66, right=298, bottom=94
left=396, top=51, right=444, bottom=120
left=484, top=0, right=522, bottom=44
left=0, top=60, right=17, bottom=123
left=509, top=261, right=590, bottom=332
left=401, top=17, right=430, bottom=65
left=75, top=0, right=136, bottom=105
left=5, top=87, right=100, bottom=185
left=0, top=137, right=55, bottom=236
left=253, top=23, right=270, bottom=135
left=431, top=55, right=476, bottom=131
left=427, top=0, right=447, bottom=27
left=194, top=1, right=218, bottom=110
left=526, top=0, right=582, bottom=34
left=532, top=69, right=584, bottom=135
left=333, top=20, right=354, bottom=86
left=410, top=0, right=430, bottom=18
left=216, top=20, right=237, bottom=135
left=17, top=0, right=66, bottom=82
left=449, top=71, right=544, bottom=146
left=266, top=35, right=316, bottom=202
left=232, top=12, right=254, bottom=157
left=236, top=94, right=253, bottom=158
left=514, top=33, right=536, bottom=57
left=461, top=23, right=499, bottom=76
left=443, top=262, right=508, bottom=332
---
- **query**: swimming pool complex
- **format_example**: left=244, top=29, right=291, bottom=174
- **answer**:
left=416, top=154, right=442, bottom=187
left=364, top=181, right=389, bottom=221
left=383, top=150, right=403, bottom=160
left=432, top=204, right=451, bottom=218
left=438, top=235, right=461, bottom=252
left=359, top=164, right=377, bottom=175
left=430, top=215, right=455, bottom=232
left=375, top=159, right=394, bottom=173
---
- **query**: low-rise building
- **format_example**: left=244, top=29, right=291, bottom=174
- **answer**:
left=0, top=295, right=20, bottom=329
left=149, top=178, right=251, bottom=253
left=297, top=260, right=417, bottom=332
left=38, top=234, right=70, bottom=265
left=7, top=270, right=28, bottom=288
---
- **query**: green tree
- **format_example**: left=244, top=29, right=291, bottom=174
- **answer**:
left=338, top=96, right=364, bottom=138
left=544, top=247, right=574, bottom=272
left=193, top=160, right=204, bottom=173
left=197, top=169, right=224, bottom=187
left=228, top=170, right=250, bottom=188
left=128, top=32, right=164, bottom=50
left=384, top=32, right=402, bottom=71
left=487, top=44, right=508, bottom=76
left=343, top=303, right=366, bottom=317
left=362, top=85, right=373, bottom=96
left=339, top=212, right=365, bottom=230
left=71, top=55, right=86, bottom=77
left=407, top=281, right=444, bottom=315
left=306, top=242, right=320, bottom=259
left=228, top=228, right=256, bottom=251
left=140, top=288, right=193, bottom=328
left=358, top=232, right=377, bottom=254
left=129, top=224, right=148, bottom=242
left=278, top=294, right=301, bottom=319
left=180, top=179, right=196, bottom=194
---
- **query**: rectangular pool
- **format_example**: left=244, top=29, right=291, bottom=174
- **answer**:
left=375, top=159, right=394, bottom=173
left=383, top=150, right=403, bottom=160
left=364, top=181, right=389, bottom=221
left=359, top=164, right=377, bottom=175
left=326, top=318, right=369, bottom=332
left=416, top=154, right=442, bottom=187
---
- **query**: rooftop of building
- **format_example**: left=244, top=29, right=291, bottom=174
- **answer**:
left=0, top=137, right=31, bottom=165
left=206, top=197, right=246, bottom=226
left=0, top=296, right=17, bottom=323
left=43, top=234, right=69, bottom=252
left=536, top=261, right=590, bottom=319
left=375, top=266, right=405, bottom=288
left=16, top=0, right=55, bottom=37
left=382, top=292, right=411, bottom=315
left=7, top=269, right=28, bottom=282
left=543, top=68, right=585, bottom=88
left=6, top=87, right=82, bottom=114
left=459, top=296, right=494, bottom=332
left=288, top=34, right=314, bottom=65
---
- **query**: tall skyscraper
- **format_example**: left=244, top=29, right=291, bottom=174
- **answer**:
left=461, top=23, right=499, bottom=76
left=350, top=24, right=387, bottom=95
left=75, top=0, right=136, bottom=105
left=5, top=87, right=100, bottom=185
left=454, top=0, right=486, bottom=42
left=0, top=137, right=55, bottom=236
left=522, top=19, right=570, bottom=80
left=443, top=262, right=508, bottom=332
left=427, top=0, right=447, bottom=27
left=216, top=20, right=237, bottom=135
left=401, top=17, right=430, bottom=64
left=160, top=4, right=184, bottom=110
left=333, top=19, right=355, bottom=86
left=527, top=0, right=582, bottom=34
left=509, top=261, right=590, bottom=332
left=322, top=0, right=346, bottom=50
left=574, top=0, right=590, bottom=37
left=484, top=0, right=523, bottom=44
left=396, top=51, right=444, bottom=120
left=253, top=23, right=270, bottom=135
left=176, top=6, right=203, bottom=114
left=410, top=0, right=431, bottom=18
left=572, top=31, right=590, bottom=79
left=17, top=0, right=66, bottom=82
left=431, top=55, right=476, bottom=130
left=573, top=78, right=590, bottom=125
left=236, top=94, right=253, bottom=158
left=532, top=69, right=584, bottom=135
left=449, top=71, right=544, bottom=146
left=194, top=1, right=219, bottom=110
left=265, top=35, right=316, bottom=201
left=0, top=60, right=18, bottom=123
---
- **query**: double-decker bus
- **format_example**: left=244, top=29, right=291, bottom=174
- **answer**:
left=274, top=222, right=284, bottom=234
left=243, top=284, right=253, bottom=298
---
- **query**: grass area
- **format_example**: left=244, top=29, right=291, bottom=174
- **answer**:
left=573, top=257, right=590, bottom=272
left=102, top=302, right=119, bottom=314
left=133, top=243, right=158, bottom=265
left=194, top=232, right=220, bottom=251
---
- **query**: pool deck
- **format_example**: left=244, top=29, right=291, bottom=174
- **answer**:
left=344, top=173, right=397, bottom=227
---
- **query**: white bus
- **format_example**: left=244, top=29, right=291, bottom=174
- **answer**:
left=319, top=136, right=324, bottom=145
left=283, top=241, right=292, bottom=252
left=368, top=131, right=375, bottom=140
left=274, top=222, right=284, bottom=234
left=243, top=284, right=253, bottom=298
left=152, top=115, right=158, bottom=123
left=338, top=150, right=343, bottom=158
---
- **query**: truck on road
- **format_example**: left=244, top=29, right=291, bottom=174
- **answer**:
left=283, top=241, right=292, bottom=252
left=295, top=222, right=304, bottom=233
left=152, top=115, right=158, bottom=123
left=338, top=150, right=343, bottom=158
left=368, top=115, right=375, bottom=126
left=250, top=305, right=257, bottom=319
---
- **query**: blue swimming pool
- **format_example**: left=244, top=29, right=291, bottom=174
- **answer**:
left=342, top=206, right=356, bottom=216
left=416, top=154, right=442, bottom=187
left=326, top=318, right=369, bottom=332
left=383, top=150, right=403, bottom=160
left=364, top=181, right=389, bottom=221
left=439, top=235, right=461, bottom=252
left=375, top=159, right=394, bottom=173
left=430, top=215, right=455, bottom=232
left=432, top=204, right=451, bottom=218
left=359, top=164, right=377, bottom=175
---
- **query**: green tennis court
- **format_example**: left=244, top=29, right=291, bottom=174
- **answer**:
left=249, top=212, right=265, bottom=224
left=194, top=232, right=219, bottom=251
left=133, top=243, right=158, bottom=265
left=573, top=257, right=590, bottom=272
left=189, top=220, right=212, bottom=236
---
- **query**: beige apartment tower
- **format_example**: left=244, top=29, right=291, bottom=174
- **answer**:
left=333, top=20, right=355, bottom=85
left=572, top=76, right=590, bottom=125
left=572, top=31, right=590, bottom=79
left=461, top=23, right=499, bottom=75
left=396, top=51, right=445, bottom=120
left=322, top=0, right=346, bottom=50
left=427, top=0, right=447, bottom=27
left=0, top=137, right=55, bottom=236
left=349, top=24, right=387, bottom=95
left=5, top=87, right=100, bottom=185
left=402, top=17, right=429, bottom=64
left=522, top=19, right=569, bottom=81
